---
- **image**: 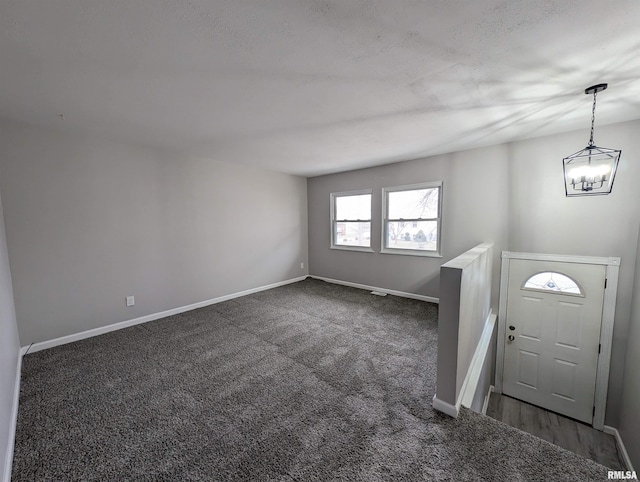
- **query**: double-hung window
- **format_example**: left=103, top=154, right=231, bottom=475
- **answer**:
left=382, top=181, right=442, bottom=256
left=330, top=190, right=372, bottom=251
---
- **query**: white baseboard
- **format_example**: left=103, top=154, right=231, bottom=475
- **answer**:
left=432, top=395, right=459, bottom=418
left=482, top=385, right=495, bottom=416
left=435, top=313, right=495, bottom=419
left=3, top=349, right=22, bottom=482
left=459, top=313, right=496, bottom=410
left=604, top=425, right=635, bottom=472
left=23, top=276, right=308, bottom=354
left=309, top=275, right=439, bottom=303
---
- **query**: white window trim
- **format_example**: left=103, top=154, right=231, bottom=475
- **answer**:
left=330, top=189, right=374, bottom=253
left=380, top=181, right=443, bottom=258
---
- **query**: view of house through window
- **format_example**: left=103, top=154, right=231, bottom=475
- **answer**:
left=332, top=192, right=371, bottom=248
left=383, top=182, right=441, bottom=254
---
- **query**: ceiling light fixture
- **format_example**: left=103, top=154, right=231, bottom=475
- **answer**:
left=562, top=83, right=621, bottom=197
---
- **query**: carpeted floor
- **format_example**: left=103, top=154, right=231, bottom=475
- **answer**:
left=12, top=278, right=612, bottom=481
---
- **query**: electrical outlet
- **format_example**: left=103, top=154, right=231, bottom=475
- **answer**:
left=300, top=262, right=304, bottom=270
left=126, top=296, right=135, bottom=307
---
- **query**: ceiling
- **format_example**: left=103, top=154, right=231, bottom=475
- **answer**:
left=1, top=1, right=639, bottom=177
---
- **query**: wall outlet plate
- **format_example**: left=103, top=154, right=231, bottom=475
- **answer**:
left=126, top=296, right=135, bottom=307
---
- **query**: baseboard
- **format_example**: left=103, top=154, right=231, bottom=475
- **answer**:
left=23, top=276, right=308, bottom=354
left=482, top=385, right=494, bottom=416
left=309, top=275, right=439, bottom=303
left=604, top=425, right=635, bottom=472
left=437, top=313, right=495, bottom=419
left=432, top=395, right=459, bottom=418
left=3, top=349, right=22, bottom=482
left=459, top=313, right=496, bottom=410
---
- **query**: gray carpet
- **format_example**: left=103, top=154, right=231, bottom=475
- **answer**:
left=12, top=278, right=612, bottom=481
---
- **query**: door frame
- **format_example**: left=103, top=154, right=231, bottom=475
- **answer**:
left=495, top=251, right=620, bottom=430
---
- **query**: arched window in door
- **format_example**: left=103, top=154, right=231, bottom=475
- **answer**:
left=522, top=271, right=583, bottom=295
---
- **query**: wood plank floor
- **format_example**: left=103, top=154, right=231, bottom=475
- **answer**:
left=486, top=393, right=625, bottom=470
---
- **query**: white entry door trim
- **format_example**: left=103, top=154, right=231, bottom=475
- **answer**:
left=495, top=251, right=620, bottom=431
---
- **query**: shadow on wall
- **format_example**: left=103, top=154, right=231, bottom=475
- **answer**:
left=414, top=272, right=440, bottom=300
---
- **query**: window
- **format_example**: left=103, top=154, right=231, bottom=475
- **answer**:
left=330, top=190, right=372, bottom=251
left=523, top=272, right=583, bottom=295
left=382, top=182, right=442, bottom=256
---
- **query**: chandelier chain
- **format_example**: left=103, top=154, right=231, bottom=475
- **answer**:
left=589, top=91, right=597, bottom=146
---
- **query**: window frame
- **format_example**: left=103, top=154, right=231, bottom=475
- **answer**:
left=329, top=189, right=374, bottom=253
left=380, top=181, right=443, bottom=257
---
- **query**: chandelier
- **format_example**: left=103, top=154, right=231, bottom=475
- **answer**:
left=562, top=84, right=621, bottom=197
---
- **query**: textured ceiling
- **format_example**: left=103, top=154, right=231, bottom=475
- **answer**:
left=1, top=1, right=639, bottom=176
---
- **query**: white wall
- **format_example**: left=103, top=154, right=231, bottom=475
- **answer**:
left=619, top=222, right=640, bottom=469
left=0, top=121, right=309, bottom=345
left=508, top=120, right=640, bottom=427
left=0, top=183, right=20, bottom=481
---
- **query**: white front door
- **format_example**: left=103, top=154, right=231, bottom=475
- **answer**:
left=502, top=258, right=606, bottom=424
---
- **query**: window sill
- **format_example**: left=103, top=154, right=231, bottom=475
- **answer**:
left=330, top=246, right=375, bottom=253
left=380, top=248, right=442, bottom=258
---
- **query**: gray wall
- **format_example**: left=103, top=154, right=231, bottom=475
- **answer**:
left=436, top=243, right=493, bottom=408
left=0, top=183, right=20, bottom=480
left=0, top=121, right=308, bottom=345
left=619, top=222, right=640, bottom=469
left=308, top=119, right=640, bottom=427
left=456, top=245, right=492, bottom=399
left=307, top=144, right=510, bottom=307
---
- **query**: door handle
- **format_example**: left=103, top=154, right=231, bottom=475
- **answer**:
left=508, top=335, right=515, bottom=341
